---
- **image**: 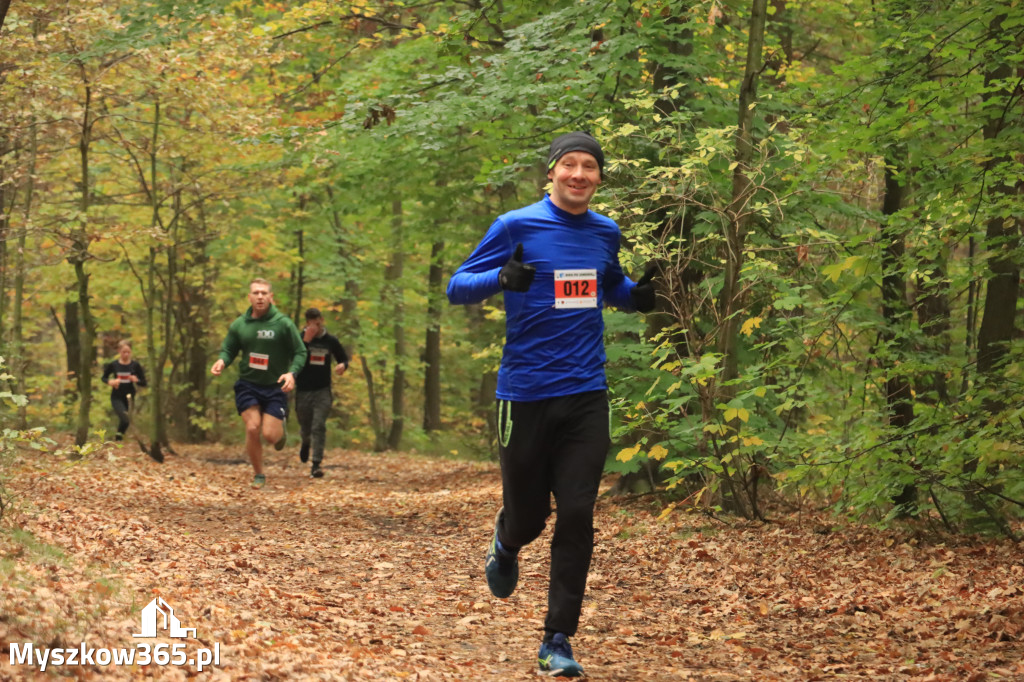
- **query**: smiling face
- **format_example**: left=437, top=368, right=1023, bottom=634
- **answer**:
left=547, top=151, right=601, bottom=215
left=248, top=281, right=273, bottom=318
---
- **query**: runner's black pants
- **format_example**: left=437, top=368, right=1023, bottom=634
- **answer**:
left=495, top=390, right=609, bottom=637
left=295, top=387, right=332, bottom=465
left=111, top=395, right=131, bottom=438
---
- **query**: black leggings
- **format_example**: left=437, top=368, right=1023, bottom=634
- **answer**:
left=495, top=390, right=609, bottom=637
left=111, top=395, right=131, bottom=437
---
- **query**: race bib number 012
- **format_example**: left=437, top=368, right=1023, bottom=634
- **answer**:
left=554, top=269, right=598, bottom=309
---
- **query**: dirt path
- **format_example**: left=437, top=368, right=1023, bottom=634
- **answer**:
left=2, top=443, right=1023, bottom=681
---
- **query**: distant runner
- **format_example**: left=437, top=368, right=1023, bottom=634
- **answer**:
left=294, top=307, right=350, bottom=479
left=101, top=340, right=147, bottom=442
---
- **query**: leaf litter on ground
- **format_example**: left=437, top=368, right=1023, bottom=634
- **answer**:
left=1, top=442, right=1023, bottom=681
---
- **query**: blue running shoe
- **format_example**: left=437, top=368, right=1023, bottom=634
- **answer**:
left=538, top=633, right=584, bottom=677
left=484, top=507, right=518, bottom=598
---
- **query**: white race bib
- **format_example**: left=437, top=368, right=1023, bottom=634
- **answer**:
left=249, top=352, right=269, bottom=370
left=554, top=269, right=598, bottom=309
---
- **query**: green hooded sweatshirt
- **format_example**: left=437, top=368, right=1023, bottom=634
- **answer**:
left=217, top=303, right=307, bottom=386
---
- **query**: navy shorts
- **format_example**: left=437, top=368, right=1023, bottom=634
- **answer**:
left=234, top=379, right=288, bottom=420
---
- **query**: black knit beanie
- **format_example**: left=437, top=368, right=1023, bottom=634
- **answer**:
left=547, top=131, right=604, bottom=177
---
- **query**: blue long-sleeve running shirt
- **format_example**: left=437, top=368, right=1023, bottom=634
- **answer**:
left=447, top=194, right=638, bottom=401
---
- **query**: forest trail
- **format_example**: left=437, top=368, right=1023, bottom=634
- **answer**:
left=2, top=443, right=1023, bottom=681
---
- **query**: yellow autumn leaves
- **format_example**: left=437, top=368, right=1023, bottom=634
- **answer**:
left=616, top=443, right=669, bottom=463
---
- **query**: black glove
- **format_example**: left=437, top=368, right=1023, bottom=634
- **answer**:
left=499, top=243, right=536, bottom=292
left=630, top=263, right=657, bottom=313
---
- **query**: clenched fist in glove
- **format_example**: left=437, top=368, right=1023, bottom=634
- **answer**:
left=630, top=263, right=658, bottom=313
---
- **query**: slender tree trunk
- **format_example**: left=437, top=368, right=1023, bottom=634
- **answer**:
left=11, top=123, right=38, bottom=429
left=72, top=83, right=97, bottom=447
left=975, top=59, right=1021, bottom=392
left=181, top=201, right=213, bottom=442
left=387, top=198, right=406, bottom=449
left=478, top=370, right=498, bottom=457
left=714, top=0, right=767, bottom=519
left=423, top=239, right=444, bottom=432
left=361, top=356, right=387, bottom=452
left=963, top=10, right=1021, bottom=534
left=144, top=100, right=166, bottom=460
left=63, top=300, right=81, bottom=408
left=325, top=187, right=361, bottom=434
left=880, top=155, right=916, bottom=511
left=156, top=200, right=178, bottom=451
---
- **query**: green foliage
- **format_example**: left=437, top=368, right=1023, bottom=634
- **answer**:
left=1, top=357, right=59, bottom=523
left=592, top=0, right=1024, bottom=532
left=3, top=0, right=1022, bottom=533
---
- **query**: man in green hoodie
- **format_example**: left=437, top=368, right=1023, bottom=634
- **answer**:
left=211, top=278, right=307, bottom=488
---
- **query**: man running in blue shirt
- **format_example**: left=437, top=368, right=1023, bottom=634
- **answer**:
left=447, top=131, right=656, bottom=678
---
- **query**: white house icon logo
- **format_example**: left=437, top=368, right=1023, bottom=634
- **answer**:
left=132, top=597, right=197, bottom=639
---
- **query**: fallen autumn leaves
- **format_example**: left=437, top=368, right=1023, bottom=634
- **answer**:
left=1, top=443, right=1023, bottom=681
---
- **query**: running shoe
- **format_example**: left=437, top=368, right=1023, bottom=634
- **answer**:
left=538, top=633, right=584, bottom=677
left=484, top=507, right=518, bottom=598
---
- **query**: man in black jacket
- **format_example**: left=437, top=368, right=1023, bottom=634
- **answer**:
left=295, top=308, right=350, bottom=478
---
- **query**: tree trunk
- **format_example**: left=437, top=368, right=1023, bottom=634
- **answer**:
left=144, top=101, right=167, bottom=460
left=180, top=204, right=213, bottom=442
left=72, top=258, right=96, bottom=446
left=880, top=155, right=916, bottom=511
left=155, top=202, right=178, bottom=453
left=387, top=198, right=406, bottom=449
left=713, top=0, right=767, bottom=519
left=478, top=370, right=498, bottom=458
left=11, top=122, right=38, bottom=429
left=63, top=300, right=81, bottom=405
left=975, top=53, right=1021, bottom=392
left=361, top=356, right=388, bottom=452
left=325, top=187, right=360, bottom=434
left=963, top=10, right=1021, bottom=533
left=72, top=83, right=97, bottom=447
left=423, top=239, right=444, bottom=431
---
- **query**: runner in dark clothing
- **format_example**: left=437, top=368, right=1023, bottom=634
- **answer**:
left=446, top=131, right=657, bottom=677
left=101, top=340, right=147, bottom=442
left=295, top=308, right=350, bottom=478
